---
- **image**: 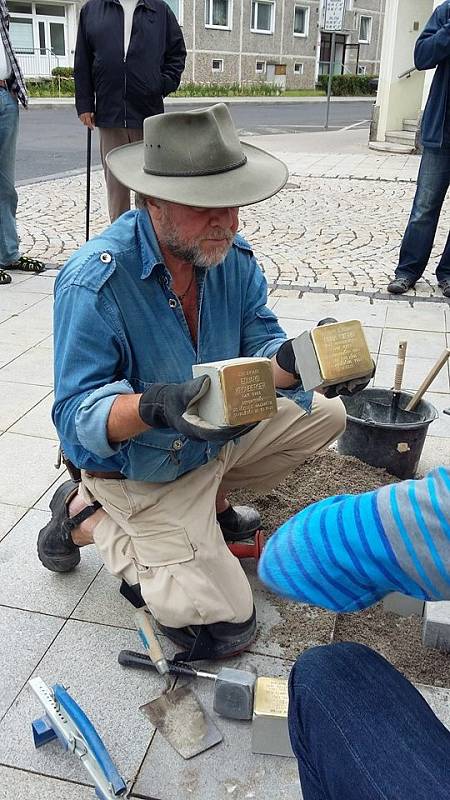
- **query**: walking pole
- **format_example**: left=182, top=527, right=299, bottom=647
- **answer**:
left=85, top=126, right=92, bottom=242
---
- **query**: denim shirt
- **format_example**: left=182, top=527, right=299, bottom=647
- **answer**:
left=53, top=208, right=313, bottom=482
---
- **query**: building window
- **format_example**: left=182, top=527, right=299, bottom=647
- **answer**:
left=205, top=0, right=231, bottom=29
left=359, top=15, right=372, bottom=44
left=165, top=0, right=183, bottom=24
left=256, top=60, right=266, bottom=73
left=212, top=58, right=224, bottom=72
left=357, top=64, right=367, bottom=75
left=251, top=1, right=275, bottom=34
left=8, top=2, right=68, bottom=58
left=294, top=62, right=303, bottom=74
left=293, top=5, right=308, bottom=37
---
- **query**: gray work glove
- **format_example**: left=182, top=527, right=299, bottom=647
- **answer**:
left=317, top=317, right=375, bottom=398
left=139, top=375, right=257, bottom=443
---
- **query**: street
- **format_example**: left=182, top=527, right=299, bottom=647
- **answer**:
left=17, top=99, right=373, bottom=182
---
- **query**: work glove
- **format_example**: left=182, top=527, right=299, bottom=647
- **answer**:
left=139, top=375, right=257, bottom=443
left=316, top=317, right=375, bottom=398
left=275, top=339, right=301, bottom=380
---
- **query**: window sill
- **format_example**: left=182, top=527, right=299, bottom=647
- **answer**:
left=293, top=32, right=307, bottom=37
left=205, top=24, right=232, bottom=30
left=250, top=28, right=274, bottom=35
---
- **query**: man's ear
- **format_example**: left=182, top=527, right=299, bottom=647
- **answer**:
left=146, top=196, right=163, bottom=221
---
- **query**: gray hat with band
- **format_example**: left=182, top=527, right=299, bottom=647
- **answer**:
left=106, top=103, right=288, bottom=208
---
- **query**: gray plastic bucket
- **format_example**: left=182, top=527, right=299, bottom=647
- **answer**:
left=337, top=388, right=438, bottom=479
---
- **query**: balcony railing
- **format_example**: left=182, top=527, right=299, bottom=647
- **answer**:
left=16, top=47, right=61, bottom=78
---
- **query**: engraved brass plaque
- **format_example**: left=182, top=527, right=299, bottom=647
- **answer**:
left=254, top=677, right=289, bottom=718
left=311, top=320, right=372, bottom=384
left=220, top=361, right=277, bottom=426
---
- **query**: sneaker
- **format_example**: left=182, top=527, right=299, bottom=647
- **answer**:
left=217, top=504, right=261, bottom=543
left=0, top=269, right=11, bottom=285
left=3, top=255, right=45, bottom=273
left=37, top=480, right=100, bottom=572
left=387, top=277, right=415, bottom=294
left=158, top=607, right=257, bottom=661
left=438, top=280, right=450, bottom=298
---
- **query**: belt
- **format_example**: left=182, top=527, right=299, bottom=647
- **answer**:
left=0, top=80, right=9, bottom=88
left=86, top=470, right=125, bottom=480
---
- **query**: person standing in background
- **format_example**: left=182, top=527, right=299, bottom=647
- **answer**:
left=0, top=0, right=45, bottom=285
left=74, top=0, right=186, bottom=223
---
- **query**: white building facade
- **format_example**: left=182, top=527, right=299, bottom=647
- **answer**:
left=7, top=0, right=384, bottom=87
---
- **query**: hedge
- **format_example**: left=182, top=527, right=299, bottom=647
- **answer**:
left=51, top=66, right=74, bottom=78
left=316, top=74, right=377, bottom=96
left=173, top=81, right=281, bottom=97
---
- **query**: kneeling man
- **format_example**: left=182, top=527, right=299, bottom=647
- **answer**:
left=39, top=104, right=348, bottom=659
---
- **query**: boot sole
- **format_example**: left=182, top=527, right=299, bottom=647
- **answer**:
left=37, top=482, right=80, bottom=572
left=157, top=620, right=257, bottom=660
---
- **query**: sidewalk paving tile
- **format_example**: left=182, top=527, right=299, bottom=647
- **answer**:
left=9, top=392, right=57, bottom=440
left=0, top=502, right=27, bottom=543
left=0, top=620, right=160, bottom=788
left=385, top=304, right=447, bottom=333
left=423, top=393, right=450, bottom=439
left=0, top=433, right=59, bottom=506
left=0, top=346, right=54, bottom=387
left=33, top=470, right=69, bottom=511
left=419, top=437, right=450, bottom=475
left=0, top=343, right=28, bottom=369
left=373, top=354, right=449, bottom=394
left=0, top=509, right=102, bottom=615
left=418, top=684, right=450, bottom=729
left=134, top=653, right=300, bottom=800
left=0, top=766, right=96, bottom=800
left=0, top=291, right=47, bottom=324
left=0, top=383, right=51, bottom=430
left=380, top=328, right=447, bottom=360
left=0, top=606, right=63, bottom=720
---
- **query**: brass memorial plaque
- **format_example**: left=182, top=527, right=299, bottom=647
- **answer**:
left=254, top=676, right=289, bottom=718
left=311, top=320, right=372, bottom=385
left=220, top=360, right=277, bottom=426
left=193, top=357, right=278, bottom=427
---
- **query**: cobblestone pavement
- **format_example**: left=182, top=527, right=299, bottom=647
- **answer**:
left=17, top=150, right=450, bottom=301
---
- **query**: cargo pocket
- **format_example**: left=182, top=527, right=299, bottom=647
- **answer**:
left=128, top=527, right=195, bottom=572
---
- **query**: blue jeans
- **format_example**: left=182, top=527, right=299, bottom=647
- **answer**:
left=0, top=87, right=19, bottom=266
left=288, top=643, right=450, bottom=800
left=397, top=147, right=450, bottom=283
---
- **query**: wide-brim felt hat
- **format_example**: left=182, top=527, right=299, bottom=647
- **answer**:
left=106, top=103, right=288, bottom=207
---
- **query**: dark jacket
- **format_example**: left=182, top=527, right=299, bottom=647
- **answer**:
left=415, top=1, right=450, bottom=148
left=74, top=0, right=186, bottom=129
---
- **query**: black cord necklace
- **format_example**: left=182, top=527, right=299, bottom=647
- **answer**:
left=176, top=269, right=195, bottom=303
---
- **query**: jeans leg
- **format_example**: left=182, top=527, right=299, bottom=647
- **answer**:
left=0, top=89, right=19, bottom=265
left=396, top=148, right=450, bottom=282
left=288, top=642, right=450, bottom=800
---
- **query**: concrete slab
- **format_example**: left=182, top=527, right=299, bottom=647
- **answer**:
left=0, top=381, right=50, bottom=430
left=422, top=602, right=450, bottom=652
left=71, top=565, right=135, bottom=629
left=380, top=328, right=448, bottom=360
left=373, top=354, right=449, bottom=394
left=9, top=392, right=57, bottom=440
left=0, top=509, right=102, bottom=616
left=418, top=683, right=450, bottom=730
left=0, top=620, right=159, bottom=789
left=385, top=303, right=447, bottom=333
left=277, top=317, right=312, bottom=337
left=0, top=502, right=27, bottom=543
left=0, top=291, right=47, bottom=324
left=33, top=469, right=69, bottom=511
left=0, top=433, right=59, bottom=506
left=0, top=346, right=54, bottom=387
left=424, top=393, right=450, bottom=439
left=0, top=606, right=63, bottom=719
left=134, top=653, right=301, bottom=800
left=0, top=765, right=95, bottom=799
left=418, top=436, right=449, bottom=475
left=0, top=342, right=28, bottom=369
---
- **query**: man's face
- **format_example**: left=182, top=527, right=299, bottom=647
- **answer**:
left=153, top=201, right=240, bottom=268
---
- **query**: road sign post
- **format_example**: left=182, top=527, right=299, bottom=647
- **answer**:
left=323, top=0, right=346, bottom=130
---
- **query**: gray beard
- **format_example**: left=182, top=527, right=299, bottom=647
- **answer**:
left=163, top=233, right=233, bottom=269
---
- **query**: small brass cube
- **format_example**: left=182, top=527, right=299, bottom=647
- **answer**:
left=192, top=357, right=278, bottom=427
left=292, top=320, right=373, bottom=392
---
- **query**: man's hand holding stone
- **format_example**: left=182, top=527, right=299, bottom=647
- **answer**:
left=138, top=375, right=257, bottom=443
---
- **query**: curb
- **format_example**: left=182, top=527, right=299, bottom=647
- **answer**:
left=27, top=95, right=376, bottom=109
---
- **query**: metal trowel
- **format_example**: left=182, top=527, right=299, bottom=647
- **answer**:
left=135, top=609, right=223, bottom=759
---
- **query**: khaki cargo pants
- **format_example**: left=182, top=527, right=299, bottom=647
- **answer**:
left=80, top=395, right=346, bottom=628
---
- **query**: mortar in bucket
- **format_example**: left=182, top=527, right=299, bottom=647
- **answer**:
left=337, top=388, right=438, bottom=479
